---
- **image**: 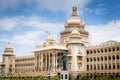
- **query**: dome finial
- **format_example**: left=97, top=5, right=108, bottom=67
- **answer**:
left=72, top=6, right=77, bottom=16
left=8, top=42, right=10, bottom=45
left=48, top=32, right=50, bottom=36
left=46, top=33, right=54, bottom=40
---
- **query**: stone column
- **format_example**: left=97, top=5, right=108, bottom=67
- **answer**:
left=115, top=55, right=117, bottom=70
left=41, top=53, right=43, bottom=71
left=38, top=54, right=40, bottom=71
left=55, top=52, right=58, bottom=71
left=35, top=53, right=37, bottom=71
left=111, top=55, right=113, bottom=70
left=46, top=53, right=47, bottom=71
left=96, top=57, right=98, bottom=71
left=49, top=53, right=50, bottom=70
left=53, top=52, right=55, bottom=71
left=107, top=56, right=109, bottom=71
left=100, top=58, right=101, bottom=70
left=88, top=57, right=91, bottom=71
left=103, top=56, right=105, bottom=71
left=52, top=53, right=53, bottom=70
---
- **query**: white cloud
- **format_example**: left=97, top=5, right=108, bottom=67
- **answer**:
left=36, top=0, right=90, bottom=14
left=11, top=31, right=41, bottom=45
left=86, top=20, right=120, bottom=45
left=0, top=15, right=64, bottom=44
left=0, top=0, right=90, bottom=15
left=95, top=8, right=107, bottom=15
left=0, top=16, right=64, bottom=57
left=85, top=8, right=93, bottom=13
left=0, top=17, right=20, bottom=31
left=0, top=16, right=120, bottom=59
left=0, top=16, right=64, bottom=32
left=23, top=19, right=64, bottom=32
left=97, top=4, right=104, bottom=7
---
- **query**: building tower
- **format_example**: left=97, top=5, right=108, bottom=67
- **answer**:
left=60, top=6, right=89, bottom=47
left=1, top=43, right=15, bottom=76
left=66, top=29, right=86, bottom=78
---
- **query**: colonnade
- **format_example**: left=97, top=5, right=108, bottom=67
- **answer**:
left=35, top=51, right=65, bottom=72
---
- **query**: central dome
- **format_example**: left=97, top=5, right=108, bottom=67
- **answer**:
left=64, top=6, right=85, bottom=29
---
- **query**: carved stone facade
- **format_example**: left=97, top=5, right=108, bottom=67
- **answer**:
left=0, top=6, right=120, bottom=77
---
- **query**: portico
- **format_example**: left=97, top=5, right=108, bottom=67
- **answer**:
left=34, top=46, right=68, bottom=72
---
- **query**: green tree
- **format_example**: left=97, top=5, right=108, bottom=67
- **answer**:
left=52, top=76, right=60, bottom=80
left=35, top=77, right=43, bottom=80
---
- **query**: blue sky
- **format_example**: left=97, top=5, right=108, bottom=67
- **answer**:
left=0, top=0, right=120, bottom=60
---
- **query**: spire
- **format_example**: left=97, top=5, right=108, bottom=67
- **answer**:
left=46, top=33, right=54, bottom=40
left=72, top=6, right=77, bottom=16
left=6, top=42, right=12, bottom=49
left=8, top=42, right=10, bottom=45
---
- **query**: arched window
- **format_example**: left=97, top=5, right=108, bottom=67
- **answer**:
left=112, top=55, right=115, bottom=60
left=94, top=57, right=96, bottom=61
left=108, top=48, right=111, bottom=52
left=101, top=49, right=103, bottom=53
left=97, top=49, right=100, bottom=53
left=101, top=64, right=103, bottom=70
left=113, top=63, right=115, bottom=69
left=104, top=56, right=107, bottom=61
left=87, top=65, right=89, bottom=70
left=90, top=58, right=92, bottom=62
left=94, top=50, right=96, bottom=54
left=94, top=65, right=96, bottom=70
left=109, top=64, right=111, bottom=69
left=87, top=58, right=89, bottom=62
left=97, top=57, right=99, bottom=61
left=101, top=57, right=103, bottom=61
left=117, top=63, right=119, bottom=69
left=116, top=55, right=119, bottom=60
left=108, top=56, right=111, bottom=60
left=116, top=47, right=120, bottom=51
left=112, top=47, right=115, bottom=51
left=87, top=51, right=89, bottom=54
left=105, top=64, right=107, bottom=70
left=105, top=48, right=107, bottom=52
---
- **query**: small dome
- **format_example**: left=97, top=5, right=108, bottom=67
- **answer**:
left=35, top=43, right=40, bottom=50
left=46, top=34, right=54, bottom=40
left=71, top=29, right=80, bottom=35
left=101, top=40, right=118, bottom=45
left=4, top=42, right=14, bottom=55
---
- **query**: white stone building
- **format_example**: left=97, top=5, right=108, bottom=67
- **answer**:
left=0, top=6, right=120, bottom=78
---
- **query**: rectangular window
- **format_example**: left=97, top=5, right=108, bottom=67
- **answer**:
left=65, top=74, right=67, bottom=79
left=61, top=74, right=63, bottom=79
